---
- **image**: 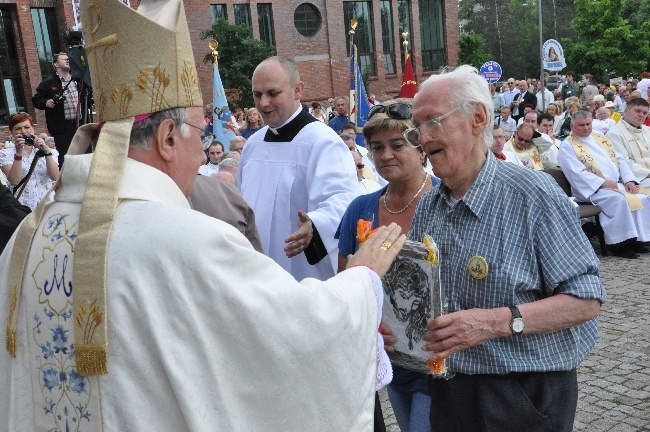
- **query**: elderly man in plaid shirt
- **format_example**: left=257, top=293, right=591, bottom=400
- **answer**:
left=32, top=52, right=80, bottom=166
left=405, top=65, right=606, bottom=432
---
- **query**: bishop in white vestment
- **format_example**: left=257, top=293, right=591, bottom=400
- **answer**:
left=558, top=114, right=650, bottom=250
left=1, top=1, right=399, bottom=430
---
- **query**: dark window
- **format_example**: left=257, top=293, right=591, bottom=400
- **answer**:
left=31, top=8, right=61, bottom=80
left=344, top=2, right=376, bottom=76
left=397, top=0, right=412, bottom=69
left=0, top=8, right=27, bottom=126
left=294, top=3, right=321, bottom=37
left=234, top=4, right=251, bottom=28
left=380, top=1, right=395, bottom=75
left=210, top=4, right=227, bottom=23
left=419, top=0, right=445, bottom=71
left=257, top=4, right=275, bottom=46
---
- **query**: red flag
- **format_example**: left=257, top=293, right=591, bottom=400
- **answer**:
left=399, top=57, right=417, bottom=98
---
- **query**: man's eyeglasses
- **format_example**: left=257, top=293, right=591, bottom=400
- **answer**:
left=515, top=134, right=533, bottom=145
left=507, top=81, right=515, bottom=85
left=403, top=107, right=459, bottom=146
left=368, top=103, right=412, bottom=122
left=493, top=135, right=506, bottom=140
left=184, top=121, right=206, bottom=136
left=356, top=163, right=365, bottom=169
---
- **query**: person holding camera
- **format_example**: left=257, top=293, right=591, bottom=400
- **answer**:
left=32, top=52, right=79, bottom=166
left=0, top=112, right=59, bottom=210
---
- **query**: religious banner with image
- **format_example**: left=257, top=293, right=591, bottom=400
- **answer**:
left=542, top=39, right=567, bottom=72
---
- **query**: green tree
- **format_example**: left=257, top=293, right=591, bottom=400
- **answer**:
left=201, top=19, right=276, bottom=108
left=457, top=33, right=491, bottom=69
left=561, top=0, right=650, bottom=82
left=459, top=0, right=577, bottom=78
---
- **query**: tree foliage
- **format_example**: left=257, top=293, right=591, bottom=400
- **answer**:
left=200, top=19, right=276, bottom=108
left=459, top=0, right=577, bottom=78
left=561, top=0, right=650, bottom=81
left=457, top=33, right=491, bottom=69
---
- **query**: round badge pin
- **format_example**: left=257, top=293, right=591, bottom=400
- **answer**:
left=468, top=256, right=489, bottom=280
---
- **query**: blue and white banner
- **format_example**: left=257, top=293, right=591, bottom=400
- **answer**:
left=349, top=44, right=372, bottom=147
left=542, top=39, right=567, bottom=72
left=212, top=62, right=236, bottom=150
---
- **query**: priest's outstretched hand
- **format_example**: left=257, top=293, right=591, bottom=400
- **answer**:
left=346, top=222, right=406, bottom=278
left=284, top=210, right=313, bottom=258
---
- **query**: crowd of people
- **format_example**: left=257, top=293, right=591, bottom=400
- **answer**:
left=489, top=72, right=650, bottom=259
left=2, top=0, right=648, bottom=429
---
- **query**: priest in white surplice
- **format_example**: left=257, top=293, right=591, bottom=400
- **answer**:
left=558, top=110, right=650, bottom=258
left=237, top=57, right=360, bottom=281
left=0, top=1, right=405, bottom=431
left=607, top=98, right=650, bottom=188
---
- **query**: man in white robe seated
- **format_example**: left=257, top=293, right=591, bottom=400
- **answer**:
left=558, top=109, right=650, bottom=258
left=536, top=112, right=561, bottom=168
left=0, top=1, right=407, bottom=430
left=237, top=57, right=361, bottom=281
left=505, top=123, right=556, bottom=170
left=607, top=98, right=650, bottom=188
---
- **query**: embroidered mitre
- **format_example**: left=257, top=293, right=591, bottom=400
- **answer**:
left=7, top=0, right=203, bottom=376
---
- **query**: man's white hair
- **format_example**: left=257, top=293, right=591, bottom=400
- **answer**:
left=129, top=107, right=191, bottom=150
left=419, top=65, right=494, bottom=147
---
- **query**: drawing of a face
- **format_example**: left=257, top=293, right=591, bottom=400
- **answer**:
left=383, top=257, right=431, bottom=350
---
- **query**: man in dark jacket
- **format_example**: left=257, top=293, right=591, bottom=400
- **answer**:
left=32, top=52, right=80, bottom=166
left=0, top=184, right=31, bottom=254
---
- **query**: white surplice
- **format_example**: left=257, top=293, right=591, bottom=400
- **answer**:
left=558, top=134, right=650, bottom=244
left=237, top=108, right=360, bottom=281
left=607, top=120, right=650, bottom=188
left=197, top=162, right=219, bottom=177
left=1, top=154, right=388, bottom=431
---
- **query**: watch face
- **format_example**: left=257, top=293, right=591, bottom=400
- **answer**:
left=512, top=318, right=525, bottom=333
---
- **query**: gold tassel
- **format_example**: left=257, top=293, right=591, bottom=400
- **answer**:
left=76, top=344, right=108, bottom=375
left=6, top=330, right=15, bottom=358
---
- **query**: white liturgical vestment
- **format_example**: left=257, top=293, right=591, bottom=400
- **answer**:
left=1, top=154, right=388, bottom=431
left=607, top=120, right=650, bottom=188
left=237, top=107, right=360, bottom=281
left=558, top=133, right=650, bottom=244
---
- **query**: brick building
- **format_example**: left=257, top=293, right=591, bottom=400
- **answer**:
left=0, top=0, right=458, bottom=130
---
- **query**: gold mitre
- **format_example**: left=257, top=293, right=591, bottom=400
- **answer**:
left=5, top=0, right=203, bottom=377
left=81, top=0, right=202, bottom=120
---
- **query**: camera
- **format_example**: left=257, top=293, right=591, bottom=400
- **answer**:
left=21, top=134, right=35, bottom=146
left=53, top=92, right=66, bottom=104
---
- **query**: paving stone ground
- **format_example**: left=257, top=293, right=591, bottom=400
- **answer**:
left=381, top=242, right=650, bottom=431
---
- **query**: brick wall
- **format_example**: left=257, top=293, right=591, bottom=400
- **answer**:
left=6, top=0, right=458, bottom=131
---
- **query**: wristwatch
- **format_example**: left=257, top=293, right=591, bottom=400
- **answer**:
left=509, top=306, right=525, bottom=335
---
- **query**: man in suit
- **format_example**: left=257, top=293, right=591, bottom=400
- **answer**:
left=510, top=80, right=537, bottom=122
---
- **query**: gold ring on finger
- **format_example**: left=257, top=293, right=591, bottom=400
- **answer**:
left=379, top=241, right=392, bottom=251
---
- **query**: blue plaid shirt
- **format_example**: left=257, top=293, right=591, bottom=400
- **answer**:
left=410, top=153, right=606, bottom=375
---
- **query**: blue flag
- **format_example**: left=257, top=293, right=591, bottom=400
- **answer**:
left=349, top=44, right=372, bottom=147
left=212, top=62, right=236, bottom=151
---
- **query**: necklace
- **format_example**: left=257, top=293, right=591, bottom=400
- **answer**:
left=383, top=174, right=429, bottom=215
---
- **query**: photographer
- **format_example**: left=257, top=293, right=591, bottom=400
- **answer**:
left=0, top=112, right=59, bottom=210
left=32, top=52, right=79, bottom=166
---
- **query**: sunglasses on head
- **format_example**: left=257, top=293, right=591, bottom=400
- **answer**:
left=8, top=112, right=30, bottom=121
left=367, top=103, right=412, bottom=122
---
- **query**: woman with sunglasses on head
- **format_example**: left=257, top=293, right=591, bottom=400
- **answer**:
left=0, top=112, right=59, bottom=210
left=336, top=99, right=439, bottom=432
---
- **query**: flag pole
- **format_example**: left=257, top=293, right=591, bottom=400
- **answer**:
left=349, top=19, right=358, bottom=124
left=402, top=31, right=410, bottom=62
